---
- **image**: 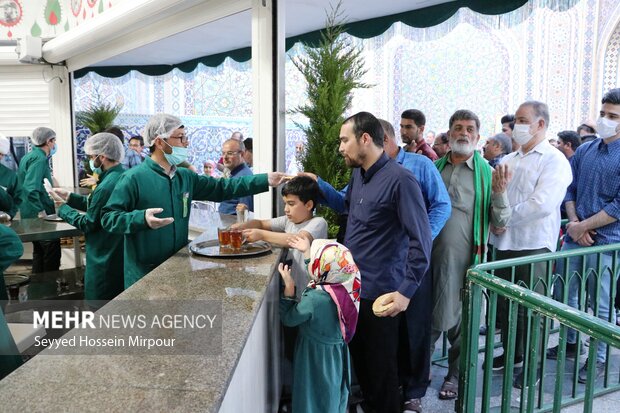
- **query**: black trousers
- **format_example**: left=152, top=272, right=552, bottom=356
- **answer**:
left=350, top=298, right=402, bottom=413
left=32, top=240, right=61, bottom=273
left=399, top=272, right=432, bottom=400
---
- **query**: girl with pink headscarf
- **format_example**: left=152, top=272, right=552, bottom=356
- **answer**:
left=279, top=236, right=361, bottom=413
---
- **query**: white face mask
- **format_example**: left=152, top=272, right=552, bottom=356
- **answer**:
left=596, top=117, right=619, bottom=139
left=512, top=124, right=534, bottom=146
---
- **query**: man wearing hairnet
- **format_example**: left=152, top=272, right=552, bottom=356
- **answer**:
left=102, top=113, right=286, bottom=287
left=17, top=127, right=60, bottom=273
left=48, top=133, right=126, bottom=301
left=0, top=134, right=21, bottom=219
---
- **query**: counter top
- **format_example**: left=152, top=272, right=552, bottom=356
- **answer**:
left=10, top=218, right=82, bottom=242
left=0, top=216, right=282, bottom=412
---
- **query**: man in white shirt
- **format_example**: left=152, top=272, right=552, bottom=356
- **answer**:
left=489, top=101, right=572, bottom=388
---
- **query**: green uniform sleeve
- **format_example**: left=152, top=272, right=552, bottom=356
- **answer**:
left=0, top=173, right=20, bottom=219
left=279, top=290, right=314, bottom=327
left=58, top=187, right=110, bottom=234
left=192, top=173, right=269, bottom=202
left=22, top=158, right=49, bottom=214
left=101, top=174, right=148, bottom=234
left=66, top=192, right=89, bottom=212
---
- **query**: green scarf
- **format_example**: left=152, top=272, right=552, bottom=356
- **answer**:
left=435, top=151, right=492, bottom=265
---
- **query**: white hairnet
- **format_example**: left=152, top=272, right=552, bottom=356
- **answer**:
left=0, top=133, right=8, bottom=155
left=31, top=127, right=56, bottom=146
left=84, top=132, right=125, bottom=163
left=142, top=113, right=183, bottom=147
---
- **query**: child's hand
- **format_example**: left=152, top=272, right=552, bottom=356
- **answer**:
left=278, top=263, right=295, bottom=297
left=288, top=235, right=310, bottom=253
left=242, top=228, right=263, bottom=242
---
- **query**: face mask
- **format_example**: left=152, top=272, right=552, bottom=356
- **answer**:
left=596, top=117, right=619, bottom=139
left=89, top=156, right=102, bottom=175
left=49, top=143, right=57, bottom=157
left=512, top=124, right=533, bottom=146
left=162, top=140, right=188, bottom=165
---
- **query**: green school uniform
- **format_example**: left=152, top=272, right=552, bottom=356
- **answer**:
left=17, top=147, right=54, bottom=218
left=101, top=157, right=269, bottom=287
left=280, top=288, right=350, bottom=413
left=0, top=164, right=21, bottom=218
left=58, top=164, right=125, bottom=300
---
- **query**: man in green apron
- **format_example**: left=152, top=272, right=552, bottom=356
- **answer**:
left=17, top=127, right=60, bottom=273
left=50, top=133, right=126, bottom=302
left=102, top=114, right=285, bottom=287
left=0, top=134, right=21, bottom=219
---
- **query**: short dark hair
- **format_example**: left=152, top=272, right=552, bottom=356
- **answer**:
left=280, top=176, right=319, bottom=210
left=104, top=126, right=125, bottom=143
left=129, top=135, right=144, bottom=146
left=557, top=130, right=581, bottom=150
left=501, top=114, right=515, bottom=130
left=602, top=88, right=620, bottom=105
left=520, top=101, right=550, bottom=128
left=343, top=111, right=384, bottom=147
left=400, top=109, right=426, bottom=127
left=243, top=138, right=253, bottom=152
left=576, top=124, right=596, bottom=135
left=449, top=109, right=480, bottom=131
left=437, top=132, right=449, bottom=144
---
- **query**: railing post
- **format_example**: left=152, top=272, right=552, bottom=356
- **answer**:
left=458, top=275, right=481, bottom=413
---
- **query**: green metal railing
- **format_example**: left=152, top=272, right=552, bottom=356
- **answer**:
left=458, top=243, right=620, bottom=413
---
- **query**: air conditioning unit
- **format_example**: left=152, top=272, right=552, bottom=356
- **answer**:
left=16, top=36, right=42, bottom=64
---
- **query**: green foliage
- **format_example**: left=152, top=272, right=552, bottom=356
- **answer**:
left=290, top=1, right=371, bottom=237
left=76, top=101, right=122, bottom=135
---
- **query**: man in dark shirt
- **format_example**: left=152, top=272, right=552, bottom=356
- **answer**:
left=400, top=109, right=438, bottom=161
left=341, top=111, right=432, bottom=413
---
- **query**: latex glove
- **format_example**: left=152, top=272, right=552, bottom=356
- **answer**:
left=80, top=174, right=98, bottom=187
left=145, top=208, right=174, bottom=229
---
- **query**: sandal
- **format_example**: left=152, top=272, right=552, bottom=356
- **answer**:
left=438, top=375, right=458, bottom=400
left=403, top=398, right=422, bottom=413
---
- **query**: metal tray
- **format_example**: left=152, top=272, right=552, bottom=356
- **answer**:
left=189, top=239, right=272, bottom=258
left=43, top=214, right=64, bottom=222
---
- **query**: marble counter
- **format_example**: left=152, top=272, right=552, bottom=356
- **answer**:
left=0, top=221, right=283, bottom=412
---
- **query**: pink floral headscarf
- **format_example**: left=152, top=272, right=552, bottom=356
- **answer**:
left=308, top=239, right=361, bottom=343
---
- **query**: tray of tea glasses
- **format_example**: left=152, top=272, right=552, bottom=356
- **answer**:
left=188, top=239, right=272, bottom=258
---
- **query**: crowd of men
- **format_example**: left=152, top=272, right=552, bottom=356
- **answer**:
left=1, top=89, right=620, bottom=412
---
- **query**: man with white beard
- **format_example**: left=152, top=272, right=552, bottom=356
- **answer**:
left=429, top=109, right=512, bottom=401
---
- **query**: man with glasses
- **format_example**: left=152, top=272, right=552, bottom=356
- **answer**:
left=218, top=138, right=254, bottom=215
left=102, top=114, right=284, bottom=287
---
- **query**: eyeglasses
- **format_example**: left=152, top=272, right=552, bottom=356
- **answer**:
left=168, top=134, right=189, bottom=144
left=222, top=151, right=241, bottom=157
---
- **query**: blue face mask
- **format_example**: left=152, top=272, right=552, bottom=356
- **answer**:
left=162, top=140, right=189, bottom=165
left=49, top=143, right=57, bottom=157
left=89, top=156, right=102, bottom=175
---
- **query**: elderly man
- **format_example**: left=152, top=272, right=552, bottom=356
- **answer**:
left=432, top=132, right=450, bottom=158
left=483, top=132, right=512, bottom=168
left=49, top=133, right=126, bottom=301
left=546, top=89, right=620, bottom=382
left=400, top=109, right=438, bottom=160
left=18, top=127, right=61, bottom=273
left=430, top=110, right=512, bottom=400
left=102, top=114, right=284, bottom=287
left=338, top=111, right=431, bottom=413
left=490, top=101, right=572, bottom=388
left=0, top=134, right=20, bottom=219
left=218, top=138, right=254, bottom=214
left=556, top=130, right=581, bottom=160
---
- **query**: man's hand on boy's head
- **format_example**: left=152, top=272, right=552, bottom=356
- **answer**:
left=297, top=172, right=318, bottom=182
left=267, top=172, right=288, bottom=186
left=242, top=228, right=264, bottom=242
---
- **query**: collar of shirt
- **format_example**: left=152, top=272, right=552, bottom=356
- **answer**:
left=446, top=151, right=475, bottom=170
left=396, top=147, right=406, bottom=165
left=230, top=163, right=248, bottom=176
left=597, top=136, right=620, bottom=153
left=360, top=152, right=389, bottom=183
left=517, top=138, right=552, bottom=157
left=145, top=156, right=177, bottom=178
left=414, top=140, right=428, bottom=152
